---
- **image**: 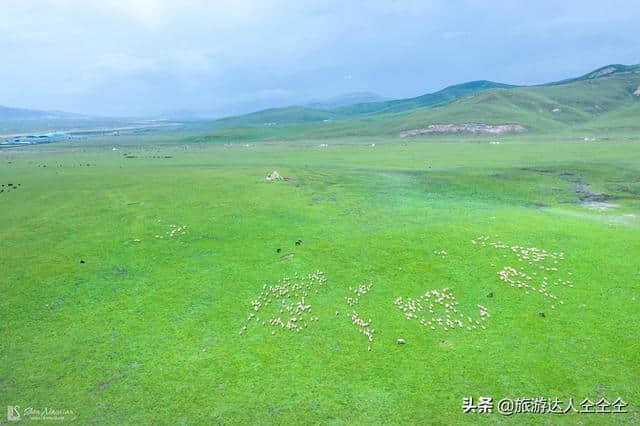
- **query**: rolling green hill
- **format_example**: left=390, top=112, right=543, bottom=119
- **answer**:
left=208, top=80, right=515, bottom=130
left=306, top=91, right=389, bottom=109
left=201, top=64, right=640, bottom=140
left=333, top=80, right=515, bottom=116
left=209, top=106, right=341, bottom=129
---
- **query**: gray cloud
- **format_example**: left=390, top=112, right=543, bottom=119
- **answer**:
left=1, top=0, right=639, bottom=117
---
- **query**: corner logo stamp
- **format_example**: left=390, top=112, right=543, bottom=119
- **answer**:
left=7, top=405, right=21, bottom=422
left=6, top=405, right=75, bottom=422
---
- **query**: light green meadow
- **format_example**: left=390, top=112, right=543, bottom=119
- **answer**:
left=1, top=133, right=639, bottom=424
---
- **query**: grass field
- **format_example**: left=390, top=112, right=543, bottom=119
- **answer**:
left=1, top=131, right=639, bottom=424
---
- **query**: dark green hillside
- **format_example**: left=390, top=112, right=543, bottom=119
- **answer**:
left=333, top=80, right=515, bottom=116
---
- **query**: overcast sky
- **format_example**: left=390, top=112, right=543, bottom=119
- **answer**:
left=1, top=0, right=639, bottom=117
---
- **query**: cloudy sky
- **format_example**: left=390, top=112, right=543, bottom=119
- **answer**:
left=1, top=0, right=639, bottom=117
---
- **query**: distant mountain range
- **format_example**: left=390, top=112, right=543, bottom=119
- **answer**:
left=205, top=64, right=640, bottom=135
left=3, top=63, right=639, bottom=138
left=0, top=105, right=86, bottom=121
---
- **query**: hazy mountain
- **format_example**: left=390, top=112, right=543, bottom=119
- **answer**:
left=0, top=105, right=85, bottom=121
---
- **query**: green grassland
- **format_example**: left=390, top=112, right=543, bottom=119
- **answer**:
left=1, top=129, right=639, bottom=424
left=1, top=64, right=640, bottom=424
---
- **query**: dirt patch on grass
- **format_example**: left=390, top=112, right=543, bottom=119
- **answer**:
left=573, top=179, right=615, bottom=202
left=399, top=123, right=526, bottom=137
left=97, top=374, right=125, bottom=391
left=565, top=177, right=621, bottom=208
left=579, top=192, right=616, bottom=203
left=520, top=167, right=553, bottom=174
left=574, top=181, right=619, bottom=208
left=540, top=169, right=631, bottom=209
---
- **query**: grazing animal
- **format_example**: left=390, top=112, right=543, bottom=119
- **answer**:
left=80, top=260, right=86, bottom=264
left=397, top=338, right=406, bottom=345
left=295, top=239, right=303, bottom=246
left=276, top=248, right=281, bottom=253
left=538, top=312, right=545, bottom=318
